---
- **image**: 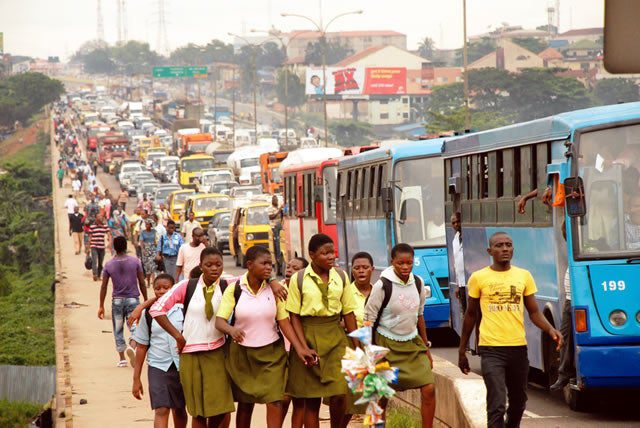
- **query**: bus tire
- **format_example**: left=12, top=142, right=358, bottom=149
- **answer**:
left=565, top=387, right=590, bottom=412
left=239, top=251, right=246, bottom=268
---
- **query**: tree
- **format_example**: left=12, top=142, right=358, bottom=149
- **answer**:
left=512, top=37, right=548, bottom=54
left=425, top=83, right=464, bottom=113
left=80, top=48, right=117, bottom=74
left=467, top=68, right=513, bottom=110
left=329, top=120, right=372, bottom=146
left=257, top=42, right=285, bottom=69
left=418, top=37, right=436, bottom=60
left=594, top=78, right=640, bottom=105
left=454, top=37, right=496, bottom=66
left=304, top=39, right=354, bottom=65
left=0, top=73, right=64, bottom=126
left=276, top=69, right=305, bottom=108
left=169, top=39, right=235, bottom=65
left=111, top=41, right=162, bottom=75
left=425, top=106, right=511, bottom=134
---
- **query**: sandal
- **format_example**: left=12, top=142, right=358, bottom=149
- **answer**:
left=117, top=360, right=128, bottom=367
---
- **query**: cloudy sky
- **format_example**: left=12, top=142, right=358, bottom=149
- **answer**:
left=0, top=0, right=603, bottom=59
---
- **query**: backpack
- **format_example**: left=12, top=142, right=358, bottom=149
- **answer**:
left=371, top=275, right=424, bottom=343
left=295, top=267, right=349, bottom=308
left=183, top=277, right=230, bottom=317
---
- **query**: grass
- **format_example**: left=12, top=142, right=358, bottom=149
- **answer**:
left=386, top=407, right=421, bottom=428
left=0, top=399, right=42, bottom=428
left=1, top=130, right=49, bottom=169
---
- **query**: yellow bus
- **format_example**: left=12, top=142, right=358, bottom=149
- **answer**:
left=167, top=189, right=196, bottom=225
left=182, top=193, right=231, bottom=229
left=178, top=154, right=215, bottom=188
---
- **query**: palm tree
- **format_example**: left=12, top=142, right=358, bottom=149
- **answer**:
left=418, top=37, right=435, bottom=60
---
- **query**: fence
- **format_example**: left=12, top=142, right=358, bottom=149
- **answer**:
left=0, top=365, right=55, bottom=404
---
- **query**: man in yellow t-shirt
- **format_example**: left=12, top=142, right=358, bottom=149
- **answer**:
left=458, top=232, right=562, bottom=428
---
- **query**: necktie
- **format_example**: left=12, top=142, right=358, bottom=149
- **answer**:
left=203, top=286, right=214, bottom=320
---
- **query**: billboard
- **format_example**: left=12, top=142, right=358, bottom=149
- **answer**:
left=0, top=33, right=3, bottom=55
left=305, top=67, right=406, bottom=96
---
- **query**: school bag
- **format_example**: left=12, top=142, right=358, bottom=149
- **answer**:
left=295, top=268, right=349, bottom=307
left=371, top=275, right=424, bottom=343
left=183, top=277, right=232, bottom=317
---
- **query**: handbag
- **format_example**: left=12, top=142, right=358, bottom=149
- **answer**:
left=155, top=235, right=166, bottom=272
left=84, top=254, right=92, bottom=270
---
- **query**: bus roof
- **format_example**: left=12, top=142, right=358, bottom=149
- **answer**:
left=338, top=138, right=446, bottom=169
left=281, top=157, right=341, bottom=174
left=180, top=154, right=215, bottom=160
left=443, top=102, right=640, bottom=158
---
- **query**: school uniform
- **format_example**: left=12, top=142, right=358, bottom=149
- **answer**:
left=132, top=305, right=186, bottom=410
left=346, top=285, right=370, bottom=414
left=364, top=267, right=434, bottom=391
left=285, top=266, right=358, bottom=398
left=150, top=276, right=234, bottom=418
left=217, top=274, right=289, bottom=404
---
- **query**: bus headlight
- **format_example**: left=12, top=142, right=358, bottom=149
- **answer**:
left=636, top=311, right=640, bottom=324
left=425, top=285, right=432, bottom=299
left=246, top=233, right=254, bottom=241
left=609, top=310, right=627, bottom=327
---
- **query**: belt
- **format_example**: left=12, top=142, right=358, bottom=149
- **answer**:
left=162, top=254, right=178, bottom=258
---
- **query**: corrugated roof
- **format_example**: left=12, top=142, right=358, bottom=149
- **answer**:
left=332, top=46, right=386, bottom=66
left=288, top=30, right=405, bottom=39
left=557, top=27, right=603, bottom=37
left=538, top=47, right=563, bottom=60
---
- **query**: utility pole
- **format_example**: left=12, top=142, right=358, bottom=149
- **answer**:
left=232, top=67, right=237, bottom=148
left=462, top=0, right=470, bottom=130
left=96, top=0, right=105, bottom=41
left=213, top=65, right=218, bottom=140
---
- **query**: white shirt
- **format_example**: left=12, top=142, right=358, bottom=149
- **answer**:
left=64, top=198, right=78, bottom=214
left=564, top=269, right=571, bottom=301
left=452, top=231, right=466, bottom=287
left=71, top=180, right=81, bottom=192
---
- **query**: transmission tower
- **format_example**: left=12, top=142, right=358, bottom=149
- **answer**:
left=96, top=0, right=105, bottom=41
left=155, top=0, right=170, bottom=55
left=117, top=0, right=128, bottom=43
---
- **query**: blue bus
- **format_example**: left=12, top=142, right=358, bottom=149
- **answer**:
left=336, top=139, right=450, bottom=329
left=443, top=102, right=640, bottom=410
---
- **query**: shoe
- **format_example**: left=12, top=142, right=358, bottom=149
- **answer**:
left=550, top=377, right=570, bottom=391
left=117, top=360, right=128, bottom=368
left=126, top=347, right=136, bottom=367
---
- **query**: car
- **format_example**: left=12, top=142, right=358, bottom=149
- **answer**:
left=197, top=169, right=235, bottom=192
left=153, top=184, right=182, bottom=207
left=137, top=180, right=161, bottom=201
left=207, top=211, right=231, bottom=252
left=209, top=180, right=239, bottom=194
left=128, top=171, right=155, bottom=196
left=157, top=156, right=179, bottom=182
left=118, top=163, right=144, bottom=187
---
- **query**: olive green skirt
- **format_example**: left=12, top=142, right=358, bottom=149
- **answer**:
left=226, top=338, right=288, bottom=404
left=346, top=389, right=368, bottom=415
left=179, top=349, right=235, bottom=418
left=375, top=333, right=434, bottom=391
left=286, top=315, right=349, bottom=398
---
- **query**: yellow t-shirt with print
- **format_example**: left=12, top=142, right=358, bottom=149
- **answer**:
left=286, top=266, right=358, bottom=317
left=468, top=265, right=537, bottom=347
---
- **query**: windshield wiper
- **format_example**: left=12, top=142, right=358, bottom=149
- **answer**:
left=626, top=257, right=640, bottom=264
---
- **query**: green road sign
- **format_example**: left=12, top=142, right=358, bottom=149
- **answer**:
left=153, top=66, right=208, bottom=78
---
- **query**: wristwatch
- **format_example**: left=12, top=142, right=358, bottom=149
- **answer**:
left=426, top=340, right=432, bottom=349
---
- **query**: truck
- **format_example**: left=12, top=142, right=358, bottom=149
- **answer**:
left=259, top=152, right=288, bottom=194
left=181, top=132, right=214, bottom=155
left=227, top=146, right=268, bottom=185
left=97, top=133, right=130, bottom=173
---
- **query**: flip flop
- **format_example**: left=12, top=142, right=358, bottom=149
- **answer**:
left=117, top=360, right=128, bottom=368
left=126, top=348, right=136, bottom=367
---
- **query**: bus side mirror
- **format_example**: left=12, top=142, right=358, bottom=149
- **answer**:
left=564, top=177, right=586, bottom=218
left=381, top=187, right=393, bottom=213
left=448, top=176, right=461, bottom=194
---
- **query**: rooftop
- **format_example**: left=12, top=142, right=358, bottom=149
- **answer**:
left=332, top=46, right=386, bottom=67
left=538, top=47, right=563, bottom=60
left=287, top=29, right=405, bottom=39
left=557, top=27, right=603, bottom=38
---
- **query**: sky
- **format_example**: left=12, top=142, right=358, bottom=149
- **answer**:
left=0, top=0, right=604, bottom=59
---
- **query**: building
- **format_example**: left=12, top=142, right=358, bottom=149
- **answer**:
left=469, top=24, right=548, bottom=41
left=333, top=45, right=428, bottom=69
left=469, top=39, right=543, bottom=72
left=285, top=30, right=407, bottom=61
left=538, top=47, right=564, bottom=67
left=554, top=28, right=603, bottom=44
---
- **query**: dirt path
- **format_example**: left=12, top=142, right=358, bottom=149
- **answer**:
left=0, top=116, right=46, bottom=158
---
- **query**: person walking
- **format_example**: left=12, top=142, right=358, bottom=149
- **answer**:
left=267, top=195, right=283, bottom=273
left=364, top=244, right=435, bottom=427
left=118, top=187, right=129, bottom=211
left=57, top=166, right=65, bottom=188
left=140, top=220, right=159, bottom=288
left=175, top=227, right=207, bottom=281
left=451, top=212, right=467, bottom=315
left=156, top=203, right=171, bottom=227
left=64, top=194, right=79, bottom=231
left=98, top=236, right=148, bottom=367
left=108, top=210, right=129, bottom=255
left=156, top=220, right=183, bottom=281
left=69, top=206, right=85, bottom=255
left=458, top=232, right=563, bottom=428
left=181, top=212, right=202, bottom=243
left=85, top=196, right=100, bottom=225
left=89, top=214, right=111, bottom=281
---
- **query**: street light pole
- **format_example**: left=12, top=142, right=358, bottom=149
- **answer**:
left=462, top=0, right=470, bottom=130
left=281, top=9, right=363, bottom=147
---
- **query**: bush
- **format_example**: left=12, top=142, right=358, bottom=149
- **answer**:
left=0, top=399, right=42, bottom=428
left=386, top=407, right=421, bottom=428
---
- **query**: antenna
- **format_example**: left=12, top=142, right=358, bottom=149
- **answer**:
left=96, top=0, right=105, bottom=41
left=155, top=0, right=170, bottom=54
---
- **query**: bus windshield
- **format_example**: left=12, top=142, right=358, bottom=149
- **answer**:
left=323, top=166, right=337, bottom=224
left=393, top=157, right=445, bottom=247
left=577, top=123, right=640, bottom=257
left=174, top=192, right=194, bottom=203
left=240, top=158, right=259, bottom=168
left=195, top=197, right=229, bottom=211
left=246, top=206, right=269, bottom=225
left=181, top=158, right=214, bottom=172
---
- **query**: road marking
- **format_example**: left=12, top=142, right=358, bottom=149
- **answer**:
left=523, top=410, right=564, bottom=419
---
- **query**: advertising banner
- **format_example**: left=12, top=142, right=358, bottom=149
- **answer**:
left=305, top=67, right=406, bottom=96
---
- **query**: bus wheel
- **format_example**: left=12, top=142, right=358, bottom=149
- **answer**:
left=239, top=252, right=246, bottom=268
left=565, top=387, right=590, bottom=412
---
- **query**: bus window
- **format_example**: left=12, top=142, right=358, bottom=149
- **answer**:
left=368, top=165, right=376, bottom=216
left=394, top=157, right=445, bottom=247
left=323, top=166, right=337, bottom=224
left=346, top=170, right=353, bottom=217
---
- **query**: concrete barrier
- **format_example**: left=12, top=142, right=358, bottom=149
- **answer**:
left=390, top=354, right=487, bottom=428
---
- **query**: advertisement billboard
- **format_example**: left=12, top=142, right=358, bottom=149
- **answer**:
left=0, top=33, right=3, bottom=55
left=305, top=67, right=406, bottom=96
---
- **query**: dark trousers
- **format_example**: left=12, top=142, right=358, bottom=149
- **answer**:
left=91, top=247, right=105, bottom=278
left=479, top=346, right=529, bottom=428
left=459, top=285, right=468, bottom=315
left=558, top=300, right=576, bottom=381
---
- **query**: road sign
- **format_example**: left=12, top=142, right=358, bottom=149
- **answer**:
left=153, top=66, right=208, bottom=78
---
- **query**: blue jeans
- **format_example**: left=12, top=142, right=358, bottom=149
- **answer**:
left=111, top=297, right=139, bottom=353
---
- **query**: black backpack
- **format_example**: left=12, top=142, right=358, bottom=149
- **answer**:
left=295, top=267, right=349, bottom=308
left=370, top=275, right=424, bottom=343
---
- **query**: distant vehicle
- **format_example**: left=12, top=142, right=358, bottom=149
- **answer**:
left=153, top=184, right=181, bottom=206
left=158, top=156, right=179, bottom=182
left=257, top=138, right=280, bottom=153
left=182, top=193, right=231, bottom=229
left=167, top=189, right=196, bottom=224
left=229, top=201, right=272, bottom=267
left=138, top=181, right=161, bottom=201
left=178, top=154, right=216, bottom=188
left=209, top=180, right=239, bottom=195
left=227, top=147, right=268, bottom=185
left=299, top=137, right=319, bottom=149
left=197, top=169, right=235, bottom=192
left=277, top=128, right=297, bottom=151
left=127, top=171, right=155, bottom=196
left=207, top=211, right=231, bottom=252
left=260, top=152, right=288, bottom=194
left=117, top=121, right=135, bottom=132
left=128, top=102, right=144, bottom=119
left=234, top=129, right=254, bottom=147
left=180, top=133, right=214, bottom=155
left=229, top=185, right=263, bottom=204
left=118, top=163, right=144, bottom=187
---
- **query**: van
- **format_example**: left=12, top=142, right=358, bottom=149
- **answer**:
left=183, top=193, right=231, bottom=229
left=167, top=189, right=196, bottom=225
left=229, top=202, right=272, bottom=267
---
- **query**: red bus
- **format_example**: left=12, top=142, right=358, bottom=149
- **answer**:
left=282, top=158, right=340, bottom=260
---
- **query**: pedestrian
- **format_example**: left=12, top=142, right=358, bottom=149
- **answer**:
left=72, top=177, right=82, bottom=197
left=156, top=220, right=183, bottom=281
left=107, top=210, right=129, bottom=255
left=132, top=274, right=188, bottom=428
left=141, top=220, right=158, bottom=288
left=57, top=166, right=65, bottom=188
left=458, top=232, right=563, bottom=428
left=181, top=211, right=202, bottom=242
left=215, top=246, right=314, bottom=428
left=64, top=194, right=79, bottom=231
left=154, top=214, right=167, bottom=237
left=149, top=247, right=235, bottom=427
left=342, top=251, right=374, bottom=427
left=89, top=213, right=111, bottom=281
left=156, top=203, right=171, bottom=227
left=85, top=196, right=100, bottom=224
left=98, top=236, right=148, bottom=367
left=69, top=206, right=85, bottom=255
left=138, top=193, right=153, bottom=215
left=285, top=233, right=358, bottom=427
left=268, top=195, right=283, bottom=273
left=175, top=227, right=207, bottom=281
left=133, top=209, right=150, bottom=260
left=451, top=212, right=467, bottom=315
left=364, top=243, right=435, bottom=427
left=118, top=187, right=129, bottom=212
